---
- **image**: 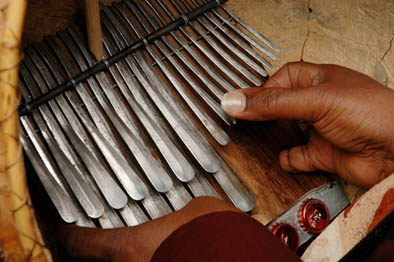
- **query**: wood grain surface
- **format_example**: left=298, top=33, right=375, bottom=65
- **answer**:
left=84, top=0, right=104, bottom=60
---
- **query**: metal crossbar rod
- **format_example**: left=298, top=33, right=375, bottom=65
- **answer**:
left=18, top=0, right=229, bottom=116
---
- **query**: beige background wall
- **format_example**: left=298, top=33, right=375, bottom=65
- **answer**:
left=227, top=0, right=394, bottom=89
left=24, top=0, right=394, bottom=87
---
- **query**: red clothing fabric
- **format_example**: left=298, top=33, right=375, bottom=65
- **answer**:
left=151, top=211, right=301, bottom=262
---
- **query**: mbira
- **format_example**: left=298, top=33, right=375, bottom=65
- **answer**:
left=19, top=0, right=281, bottom=227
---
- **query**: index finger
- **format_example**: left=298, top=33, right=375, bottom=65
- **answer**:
left=265, top=62, right=327, bottom=89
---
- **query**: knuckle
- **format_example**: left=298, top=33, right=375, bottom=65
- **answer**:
left=287, top=148, right=299, bottom=171
left=285, top=61, right=301, bottom=68
left=300, top=145, right=314, bottom=169
left=312, top=87, right=334, bottom=120
left=286, top=61, right=305, bottom=73
left=310, top=70, right=325, bottom=86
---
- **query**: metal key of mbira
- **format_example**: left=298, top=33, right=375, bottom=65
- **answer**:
left=19, top=0, right=280, bottom=227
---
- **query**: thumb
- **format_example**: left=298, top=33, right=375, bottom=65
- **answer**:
left=221, top=87, right=329, bottom=121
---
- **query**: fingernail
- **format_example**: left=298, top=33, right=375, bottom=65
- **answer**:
left=221, top=91, right=246, bottom=115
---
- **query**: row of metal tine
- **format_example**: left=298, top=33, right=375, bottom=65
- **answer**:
left=19, top=0, right=279, bottom=228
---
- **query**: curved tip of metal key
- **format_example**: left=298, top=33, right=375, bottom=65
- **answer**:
left=216, top=134, right=230, bottom=146
left=262, top=60, right=273, bottom=70
left=152, top=177, right=174, bottom=193
left=239, top=84, right=252, bottom=89
left=59, top=203, right=80, bottom=223
left=213, top=167, right=256, bottom=212
left=107, top=191, right=128, bottom=210
left=250, top=76, right=262, bottom=87
left=235, top=194, right=256, bottom=212
left=272, top=44, right=281, bottom=53
left=271, top=53, right=279, bottom=61
left=222, top=112, right=237, bottom=126
left=173, top=164, right=195, bottom=183
left=201, top=155, right=221, bottom=174
left=62, top=215, right=78, bottom=224
left=76, top=215, right=96, bottom=228
left=88, top=204, right=105, bottom=219
left=128, top=179, right=149, bottom=201
left=258, top=68, right=268, bottom=78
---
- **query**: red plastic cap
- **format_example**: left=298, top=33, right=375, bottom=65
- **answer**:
left=270, top=223, right=300, bottom=251
left=299, top=198, right=330, bottom=234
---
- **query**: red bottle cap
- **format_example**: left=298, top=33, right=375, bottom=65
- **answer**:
left=270, top=223, right=300, bottom=251
left=299, top=198, right=330, bottom=234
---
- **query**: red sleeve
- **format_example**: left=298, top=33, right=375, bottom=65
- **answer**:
left=151, top=211, right=301, bottom=262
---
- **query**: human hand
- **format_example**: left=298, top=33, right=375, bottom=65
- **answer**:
left=221, top=62, right=394, bottom=187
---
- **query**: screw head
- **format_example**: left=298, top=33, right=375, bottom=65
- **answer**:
left=299, top=198, right=330, bottom=234
left=270, top=223, right=300, bottom=251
